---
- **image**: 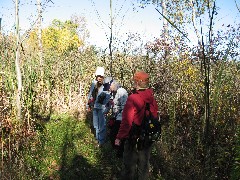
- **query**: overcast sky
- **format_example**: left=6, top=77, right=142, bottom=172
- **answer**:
left=0, top=0, right=239, bottom=48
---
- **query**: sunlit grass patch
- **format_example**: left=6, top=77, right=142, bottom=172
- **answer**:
left=23, top=113, right=104, bottom=179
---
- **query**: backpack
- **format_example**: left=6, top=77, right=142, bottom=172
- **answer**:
left=129, top=102, right=161, bottom=150
left=142, top=103, right=161, bottom=142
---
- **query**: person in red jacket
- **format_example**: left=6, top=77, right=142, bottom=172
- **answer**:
left=115, top=71, right=159, bottom=180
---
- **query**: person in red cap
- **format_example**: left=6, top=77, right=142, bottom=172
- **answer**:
left=115, top=71, right=159, bottom=180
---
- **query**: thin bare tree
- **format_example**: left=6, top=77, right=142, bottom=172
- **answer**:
left=37, top=0, right=44, bottom=87
left=109, top=0, right=113, bottom=77
left=15, top=0, right=22, bottom=120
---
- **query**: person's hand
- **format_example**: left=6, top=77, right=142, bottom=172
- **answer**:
left=115, top=138, right=121, bottom=146
left=87, top=107, right=92, bottom=112
left=109, top=99, right=114, bottom=106
left=87, top=98, right=94, bottom=111
left=88, top=98, right=94, bottom=105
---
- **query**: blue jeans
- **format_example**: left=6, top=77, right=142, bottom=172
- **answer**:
left=93, top=108, right=106, bottom=144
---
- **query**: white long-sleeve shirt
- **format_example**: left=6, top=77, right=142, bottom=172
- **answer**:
left=112, top=87, right=128, bottom=121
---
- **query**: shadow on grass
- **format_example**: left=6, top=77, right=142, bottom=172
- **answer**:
left=60, top=154, right=104, bottom=180
left=57, top=116, right=105, bottom=180
left=83, top=110, right=123, bottom=179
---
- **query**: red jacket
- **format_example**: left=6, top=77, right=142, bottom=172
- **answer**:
left=116, top=88, right=159, bottom=140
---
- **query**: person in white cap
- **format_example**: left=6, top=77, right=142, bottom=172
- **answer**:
left=86, top=67, right=110, bottom=147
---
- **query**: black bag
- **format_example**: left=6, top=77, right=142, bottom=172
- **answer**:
left=129, top=102, right=161, bottom=150
left=142, top=103, right=161, bottom=142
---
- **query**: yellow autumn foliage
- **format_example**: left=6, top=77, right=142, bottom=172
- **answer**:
left=172, top=59, right=200, bottom=84
left=27, top=19, right=83, bottom=55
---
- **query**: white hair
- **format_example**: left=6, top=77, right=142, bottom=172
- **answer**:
left=111, top=80, right=121, bottom=91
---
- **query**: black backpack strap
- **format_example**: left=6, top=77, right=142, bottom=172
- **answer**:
left=144, top=102, right=153, bottom=119
left=141, top=102, right=150, bottom=129
left=145, top=103, right=150, bottom=110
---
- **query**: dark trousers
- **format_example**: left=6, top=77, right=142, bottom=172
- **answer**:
left=120, top=140, right=152, bottom=180
left=110, top=120, right=124, bottom=158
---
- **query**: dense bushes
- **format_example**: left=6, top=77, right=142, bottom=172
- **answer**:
left=0, top=20, right=240, bottom=179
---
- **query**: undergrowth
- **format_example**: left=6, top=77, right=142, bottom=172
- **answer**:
left=21, top=114, right=123, bottom=180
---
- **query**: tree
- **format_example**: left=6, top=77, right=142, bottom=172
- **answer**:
left=137, top=0, right=215, bottom=45
left=37, top=0, right=44, bottom=86
left=15, top=0, right=22, bottom=120
left=70, top=14, right=89, bottom=44
left=27, top=19, right=83, bottom=55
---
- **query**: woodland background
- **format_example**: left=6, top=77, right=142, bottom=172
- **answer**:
left=0, top=0, right=240, bottom=179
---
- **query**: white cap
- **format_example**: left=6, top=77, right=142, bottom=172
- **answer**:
left=95, top=67, right=105, bottom=76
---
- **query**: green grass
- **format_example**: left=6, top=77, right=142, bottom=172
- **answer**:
left=20, top=113, right=167, bottom=180
left=23, top=114, right=122, bottom=180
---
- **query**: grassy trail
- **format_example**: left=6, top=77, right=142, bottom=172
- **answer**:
left=23, top=114, right=122, bottom=180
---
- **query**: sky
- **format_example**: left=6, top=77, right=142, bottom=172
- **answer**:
left=0, top=0, right=239, bottom=48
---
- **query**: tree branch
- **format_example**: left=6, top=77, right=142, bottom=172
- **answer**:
left=155, top=8, right=191, bottom=42
left=234, top=0, right=240, bottom=12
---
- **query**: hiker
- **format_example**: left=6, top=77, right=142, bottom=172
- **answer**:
left=108, top=80, right=128, bottom=158
left=115, top=71, right=159, bottom=180
left=87, top=67, right=111, bottom=147
left=101, top=76, right=115, bottom=115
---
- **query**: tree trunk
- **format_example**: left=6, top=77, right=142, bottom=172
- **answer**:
left=15, top=0, right=22, bottom=120
left=109, top=0, right=113, bottom=77
left=37, top=0, right=44, bottom=87
left=0, top=18, right=2, bottom=31
left=161, top=0, right=169, bottom=59
left=190, top=0, right=201, bottom=45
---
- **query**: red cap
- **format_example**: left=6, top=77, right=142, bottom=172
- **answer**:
left=133, top=71, right=149, bottom=82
